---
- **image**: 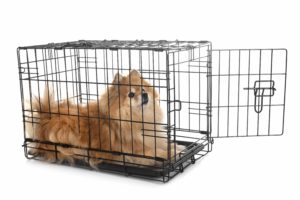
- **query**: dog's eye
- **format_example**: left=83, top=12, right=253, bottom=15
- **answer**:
left=128, top=92, right=135, bottom=98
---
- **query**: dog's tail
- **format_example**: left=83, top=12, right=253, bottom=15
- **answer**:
left=25, top=84, right=54, bottom=138
left=32, top=84, right=55, bottom=118
left=25, top=84, right=56, bottom=160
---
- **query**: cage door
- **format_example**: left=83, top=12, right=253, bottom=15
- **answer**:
left=210, top=49, right=287, bottom=137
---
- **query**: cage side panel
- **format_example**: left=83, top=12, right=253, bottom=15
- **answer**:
left=19, top=47, right=175, bottom=181
left=211, top=49, right=287, bottom=137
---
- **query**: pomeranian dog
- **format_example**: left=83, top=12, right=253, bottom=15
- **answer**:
left=27, top=70, right=185, bottom=169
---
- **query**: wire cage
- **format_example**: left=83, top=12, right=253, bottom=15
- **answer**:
left=17, top=40, right=287, bottom=182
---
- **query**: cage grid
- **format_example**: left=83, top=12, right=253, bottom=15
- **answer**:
left=17, top=40, right=287, bottom=182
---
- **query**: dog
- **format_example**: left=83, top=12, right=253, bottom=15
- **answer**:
left=27, top=69, right=185, bottom=169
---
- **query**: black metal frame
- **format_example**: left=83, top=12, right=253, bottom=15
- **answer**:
left=17, top=40, right=287, bottom=182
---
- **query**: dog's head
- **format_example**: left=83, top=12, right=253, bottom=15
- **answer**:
left=100, top=70, right=163, bottom=123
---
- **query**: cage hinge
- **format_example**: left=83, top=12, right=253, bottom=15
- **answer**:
left=244, top=80, right=276, bottom=114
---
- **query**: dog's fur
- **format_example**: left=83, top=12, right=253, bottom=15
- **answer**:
left=27, top=70, right=184, bottom=169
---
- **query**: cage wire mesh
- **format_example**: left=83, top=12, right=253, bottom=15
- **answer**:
left=17, top=40, right=287, bottom=182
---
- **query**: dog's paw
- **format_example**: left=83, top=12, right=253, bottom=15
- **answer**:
left=175, top=144, right=186, bottom=154
left=89, top=159, right=103, bottom=170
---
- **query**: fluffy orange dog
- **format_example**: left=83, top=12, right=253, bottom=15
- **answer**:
left=28, top=70, right=184, bottom=169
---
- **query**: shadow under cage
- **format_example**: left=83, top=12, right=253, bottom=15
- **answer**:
left=17, top=40, right=287, bottom=182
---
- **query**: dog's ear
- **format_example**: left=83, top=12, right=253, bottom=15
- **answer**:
left=130, top=69, right=141, bottom=77
left=113, top=73, right=123, bottom=84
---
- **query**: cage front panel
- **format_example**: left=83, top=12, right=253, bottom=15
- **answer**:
left=167, top=43, right=211, bottom=150
left=210, top=49, right=287, bottom=137
left=18, top=40, right=211, bottom=182
left=165, top=43, right=212, bottom=171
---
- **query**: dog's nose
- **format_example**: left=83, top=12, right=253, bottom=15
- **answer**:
left=142, top=93, right=148, bottom=105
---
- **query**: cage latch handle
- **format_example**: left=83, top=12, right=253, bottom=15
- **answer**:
left=172, top=100, right=182, bottom=112
left=244, top=80, right=276, bottom=114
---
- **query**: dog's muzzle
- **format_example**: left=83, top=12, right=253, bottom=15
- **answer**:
left=142, top=93, right=149, bottom=105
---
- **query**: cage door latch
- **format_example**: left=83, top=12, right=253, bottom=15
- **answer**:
left=171, top=100, right=182, bottom=112
left=244, top=80, right=276, bottom=114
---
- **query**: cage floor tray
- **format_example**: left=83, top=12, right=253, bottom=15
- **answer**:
left=61, top=141, right=204, bottom=178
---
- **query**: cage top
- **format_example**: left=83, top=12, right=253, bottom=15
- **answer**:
left=18, top=40, right=211, bottom=51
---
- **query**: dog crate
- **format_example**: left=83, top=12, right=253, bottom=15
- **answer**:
left=17, top=40, right=287, bottom=182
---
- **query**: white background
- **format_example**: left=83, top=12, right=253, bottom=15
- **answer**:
left=0, top=0, right=299, bottom=199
